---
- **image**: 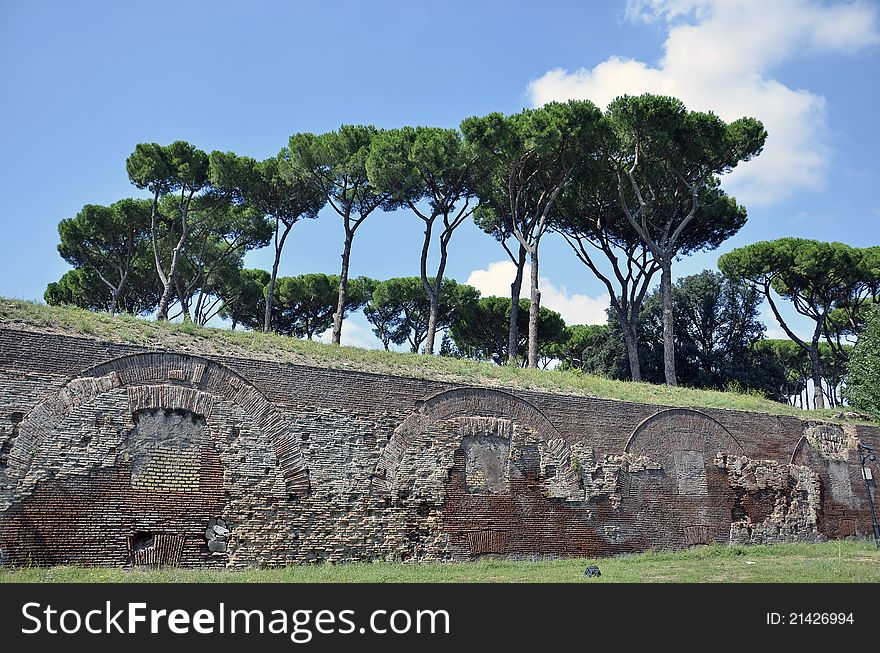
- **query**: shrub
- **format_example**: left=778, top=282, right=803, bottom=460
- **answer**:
left=844, top=305, right=880, bottom=417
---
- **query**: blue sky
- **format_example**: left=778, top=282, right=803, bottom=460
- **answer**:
left=1, top=0, right=878, bottom=348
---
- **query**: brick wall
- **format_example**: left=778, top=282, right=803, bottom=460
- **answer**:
left=0, top=327, right=877, bottom=568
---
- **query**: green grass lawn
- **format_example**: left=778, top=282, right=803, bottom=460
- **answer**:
left=0, top=298, right=872, bottom=424
left=2, top=542, right=878, bottom=583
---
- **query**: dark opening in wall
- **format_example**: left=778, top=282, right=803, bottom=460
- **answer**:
left=128, top=532, right=185, bottom=567
left=131, top=531, right=154, bottom=552
left=0, top=411, right=24, bottom=469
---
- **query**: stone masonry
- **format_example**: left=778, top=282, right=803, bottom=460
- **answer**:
left=0, top=327, right=877, bottom=567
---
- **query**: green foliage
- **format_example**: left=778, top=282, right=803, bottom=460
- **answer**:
left=366, top=127, right=476, bottom=209
left=747, top=339, right=850, bottom=408
left=635, top=271, right=785, bottom=397
left=823, top=246, right=880, bottom=341
left=719, top=238, right=870, bottom=406
left=216, top=268, right=270, bottom=330
left=209, top=151, right=327, bottom=331
left=605, top=94, right=765, bottom=384
left=127, top=140, right=211, bottom=197
left=45, top=268, right=157, bottom=316
left=844, top=306, right=880, bottom=416
left=605, top=94, right=762, bottom=257
left=124, top=143, right=277, bottom=324
left=607, top=93, right=766, bottom=180
left=158, top=198, right=272, bottom=324
left=214, top=271, right=371, bottom=337
left=44, top=101, right=872, bottom=415
left=463, top=100, right=606, bottom=366
left=551, top=155, right=644, bottom=252
left=211, top=151, right=327, bottom=234
left=553, top=324, right=628, bottom=378
left=365, top=126, right=481, bottom=352
left=287, top=126, right=390, bottom=220
left=286, top=126, right=391, bottom=344
left=564, top=272, right=786, bottom=399
left=45, top=269, right=104, bottom=310
left=364, top=277, right=479, bottom=352
left=752, top=339, right=809, bottom=403
left=273, top=274, right=371, bottom=339
left=719, top=239, right=866, bottom=332
left=54, top=199, right=155, bottom=314
left=463, top=100, right=605, bottom=245
left=451, top=297, right=567, bottom=365
left=57, top=199, right=152, bottom=272
left=126, top=140, right=246, bottom=321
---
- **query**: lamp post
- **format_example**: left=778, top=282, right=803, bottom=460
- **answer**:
left=857, top=443, right=880, bottom=548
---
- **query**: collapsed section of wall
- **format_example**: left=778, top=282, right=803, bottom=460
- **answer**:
left=0, top=328, right=877, bottom=567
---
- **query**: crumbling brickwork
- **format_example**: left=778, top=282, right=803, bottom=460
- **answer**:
left=0, top=327, right=877, bottom=567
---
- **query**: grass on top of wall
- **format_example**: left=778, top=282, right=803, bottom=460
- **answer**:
left=0, top=298, right=870, bottom=424
left=2, top=541, right=879, bottom=583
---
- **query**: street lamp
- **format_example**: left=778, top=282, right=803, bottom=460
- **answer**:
left=857, top=443, right=880, bottom=548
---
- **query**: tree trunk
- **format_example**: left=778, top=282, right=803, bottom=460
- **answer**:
left=263, top=261, right=279, bottom=333
left=809, top=346, right=825, bottom=410
left=527, top=248, right=540, bottom=369
left=507, top=244, right=527, bottom=365
left=331, top=232, right=354, bottom=345
left=155, top=267, right=175, bottom=322
left=660, top=258, right=677, bottom=386
left=109, top=268, right=129, bottom=316
left=419, top=218, right=438, bottom=356
left=174, top=276, right=191, bottom=322
left=156, top=282, right=173, bottom=321
left=620, top=319, right=642, bottom=382
left=424, top=292, right=438, bottom=355
left=264, top=222, right=293, bottom=333
left=155, top=221, right=188, bottom=321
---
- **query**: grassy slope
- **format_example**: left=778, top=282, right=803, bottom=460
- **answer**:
left=0, top=298, right=870, bottom=424
left=2, top=542, right=878, bottom=583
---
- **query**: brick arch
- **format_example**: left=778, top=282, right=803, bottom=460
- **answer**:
left=789, top=422, right=858, bottom=465
left=372, top=387, right=576, bottom=495
left=622, top=408, right=744, bottom=548
left=625, top=408, right=743, bottom=461
left=5, top=352, right=308, bottom=496
left=789, top=424, right=876, bottom=539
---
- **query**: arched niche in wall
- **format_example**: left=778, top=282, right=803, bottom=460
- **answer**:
left=3, top=352, right=309, bottom=498
left=371, top=387, right=579, bottom=500
left=790, top=423, right=876, bottom=539
left=372, top=387, right=605, bottom=560
left=0, top=351, right=308, bottom=567
left=623, top=408, right=743, bottom=547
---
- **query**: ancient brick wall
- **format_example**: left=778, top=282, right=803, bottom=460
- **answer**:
left=0, top=327, right=877, bottom=568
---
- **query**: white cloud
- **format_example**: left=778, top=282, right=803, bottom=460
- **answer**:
left=528, top=0, right=879, bottom=205
left=466, top=260, right=610, bottom=325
